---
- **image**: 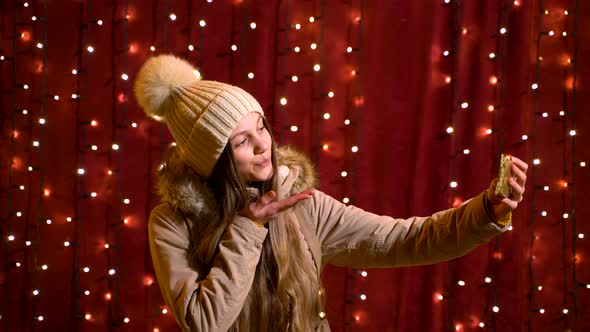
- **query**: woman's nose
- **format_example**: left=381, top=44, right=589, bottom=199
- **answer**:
left=253, top=136, right=268, bottom=153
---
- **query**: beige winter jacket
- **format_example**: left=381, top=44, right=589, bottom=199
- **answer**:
left=148, top=146, right=511, bottom=332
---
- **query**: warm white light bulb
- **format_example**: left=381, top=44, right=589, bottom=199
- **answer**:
left=295, top=23, right=301, bottom=30
left=344, top=119, right=351, bottom=125
left=328, top=91, right=334, bottom=98
left=499, top=27, right=507, bottom=34
left=540, top=309, right=545, bottom=314
left=280, top=97, right=287, bottom=105
left=291, top=75, right=298, bottom=82
left=290, top=126, right=298, bottom=132
left=493, top=306, right=499, bottom=313
left=310, top=43, right=317, bottom=50
left=531, top=83, right=538, bottom=90
left=533, top=158, right=540, bottom=165
left=64, top=241, right=70, bottom=246
left=231, top=44, right=237, bottom=51
left=314, top=64, right=321, bottom=71
left=248, top=72, right=254, bottom=79
left=250, top=22, right=256, bottom=29
left=542, top=112, right=548, bottom=117
left=33, top=290, right=39, bottom=296
left=489, top=52, right=496, bottom=59
left=361, top=271, right=368, bottom=277
left=446, top=127, right=454, bottom=134
left=341, top=171, right=348, bottom=177
left=36, top=42, right=43, bottom=49
left=450, top=181, right=458, bottom=188
left=109, top=269, right=116, bottom=275
left=188, top=45, right=194, bottom=51
left=343, top=197, right=350, bottom=204
left=112, top=143, right=119, bottom=150
left=569, top=130, right=576, bottom=136
left=87, top=45, right=94, bottom=53
left=522, top=134, right=528, bottom=140
left=294, top=46, right=300, bottom=53
left=461, top=102, right=469, bottom=109
left=352, top=146, right=359, bottom=153
left=8, top=235, right=15, bottom=241
left=169, top=13, right=177, bottom=21
left=124, top=317, right=130, bottom=323
left=360, top=294, right=367, bottom=300
left=41, top=264, right=48, bottom=270
left=458, top=280, right=465, bottom=286
left=199, top=20, right=206, bottom=27
left=347, top=46, right=353, bottom=53
left=463, top=149, right=470, bottom=155
left=323, top=113, right=330, bottom=120
left=485, top=277, right=492, bottom=283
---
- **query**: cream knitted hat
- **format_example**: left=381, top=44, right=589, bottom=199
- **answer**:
left=134, top=55, right=264, bottom=177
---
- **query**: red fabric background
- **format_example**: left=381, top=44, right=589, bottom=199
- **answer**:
left=1, top=0, right=588, bottom=331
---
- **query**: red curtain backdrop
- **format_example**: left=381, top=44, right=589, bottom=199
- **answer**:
left=1, top=0, right=588, bottom=331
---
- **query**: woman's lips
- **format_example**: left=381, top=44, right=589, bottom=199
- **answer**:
left=255, top=159, right=270, bottom=167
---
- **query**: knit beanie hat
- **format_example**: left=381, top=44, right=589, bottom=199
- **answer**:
left=134, top=55, right=264, bottom=177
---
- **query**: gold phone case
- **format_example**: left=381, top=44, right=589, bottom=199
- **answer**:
left=494, top=154, right=513, bottom=198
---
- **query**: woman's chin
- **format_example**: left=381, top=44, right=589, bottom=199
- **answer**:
left=252, top=166, right=273, bottom=182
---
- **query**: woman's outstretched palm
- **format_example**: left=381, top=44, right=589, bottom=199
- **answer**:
left=239, top=189, right=315, bottom=225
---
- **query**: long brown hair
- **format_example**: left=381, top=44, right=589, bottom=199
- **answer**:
left=195, top=116, right=324, bottom=331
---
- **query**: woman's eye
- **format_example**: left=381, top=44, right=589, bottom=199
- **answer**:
left=258, top=126, right=265, bottom=132
left=237, top=138, right=247, bottom=146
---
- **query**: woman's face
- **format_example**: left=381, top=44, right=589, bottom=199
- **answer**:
left=229, top=112, right=273, bottom=183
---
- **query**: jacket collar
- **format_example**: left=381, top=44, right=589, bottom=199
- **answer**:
left=156, top=145, right=317, bottom=218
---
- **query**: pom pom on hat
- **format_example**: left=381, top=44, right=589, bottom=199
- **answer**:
left=134, top=54, right=201, bottom=120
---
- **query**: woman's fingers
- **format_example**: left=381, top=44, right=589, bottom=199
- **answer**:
left=254, top=189, right=315, bottom=220
left=508, top=176, right=524, bottom=202
left=510, top=156, right=529, bottom=173
left=272, top=190, right=314, bottom=213
left=259, top=190, right=277, bottom=206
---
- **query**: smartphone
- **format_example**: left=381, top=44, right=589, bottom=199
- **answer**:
left=494, top=154, right=513, bottom=198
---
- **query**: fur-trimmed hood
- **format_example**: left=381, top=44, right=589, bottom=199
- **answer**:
left=156, top=145, right=318, bottom=219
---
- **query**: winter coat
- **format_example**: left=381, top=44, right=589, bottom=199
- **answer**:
left=148, top=146, right=512, bottom=332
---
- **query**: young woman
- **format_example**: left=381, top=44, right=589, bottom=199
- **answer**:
left=135, top=55, right=528, bottom=332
